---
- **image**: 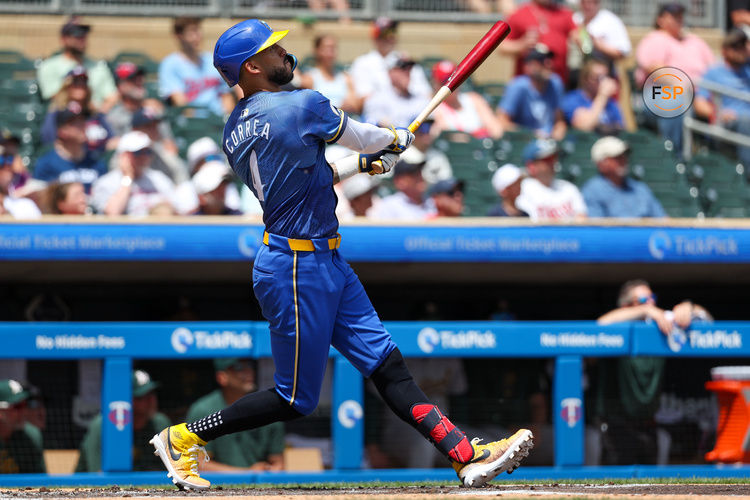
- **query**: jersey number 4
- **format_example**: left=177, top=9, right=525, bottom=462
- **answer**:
left=249, top=149, right=265, bottom=202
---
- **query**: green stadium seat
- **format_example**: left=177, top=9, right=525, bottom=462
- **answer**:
left=0, top=79, right=39, bottom=100
left=655, top=186, right=704, bottom=218
left=0, top=50, right=37, bottom=80
left=474, top=82, right=506, bottom=108
left=167, top=105, right=226, bottom=157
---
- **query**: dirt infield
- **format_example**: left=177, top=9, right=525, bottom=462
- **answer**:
left=2, top=484, right=750, bottom=499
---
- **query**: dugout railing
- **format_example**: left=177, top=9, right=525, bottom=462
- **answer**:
left=1, top=319, right=750, bottom=486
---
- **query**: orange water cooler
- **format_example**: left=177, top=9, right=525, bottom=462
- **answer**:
left=705, top=366, right=750, bottom=463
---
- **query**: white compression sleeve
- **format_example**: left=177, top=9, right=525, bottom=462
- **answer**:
left=331, top=154, right=361, bottom=183
left=336, top=118, right=395, bottom=154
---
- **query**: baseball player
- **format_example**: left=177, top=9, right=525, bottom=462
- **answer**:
left=150, top=19, right=533, bottom=490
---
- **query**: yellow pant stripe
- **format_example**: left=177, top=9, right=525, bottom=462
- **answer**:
left=290, top=251, right=300, bottom=407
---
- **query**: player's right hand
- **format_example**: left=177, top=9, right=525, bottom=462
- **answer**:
left=385, top=126, right=415, bottom=154
left=358, top=151, right=399, bottom=175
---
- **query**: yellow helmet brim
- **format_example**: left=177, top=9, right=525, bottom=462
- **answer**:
left=254, top=29, right=289, bottom=56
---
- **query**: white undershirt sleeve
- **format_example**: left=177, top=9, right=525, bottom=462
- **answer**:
left=336, top=117, right=395, bottom=154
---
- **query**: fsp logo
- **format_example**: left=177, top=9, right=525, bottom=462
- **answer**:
left=337, top=400, right=363, bottom=429
left=560, top=397, right=582, bottom=428
left=642, top=67, right=694, bottom=118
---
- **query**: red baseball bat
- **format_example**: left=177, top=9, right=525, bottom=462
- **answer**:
left=407, top=20, right=511, bottom=134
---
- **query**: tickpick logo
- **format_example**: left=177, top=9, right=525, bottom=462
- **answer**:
left=337, top=400, right=363, bottom=429
left=642, top=67, right=694, bottom=118
left=648, top=231, right=672, bottom=260
left=666, top=327, right=688, bottom=352
left=560, top=398, right=582, bottom=428
left=171, top=327, right=194, bottom=353
left=417, top=327, right=441, bottom=353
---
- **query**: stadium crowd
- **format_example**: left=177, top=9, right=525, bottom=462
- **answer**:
left=2, top=3, right=749, bottom=220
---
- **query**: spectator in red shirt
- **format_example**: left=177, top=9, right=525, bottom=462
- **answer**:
left=500, top=0, right=578, bottom=85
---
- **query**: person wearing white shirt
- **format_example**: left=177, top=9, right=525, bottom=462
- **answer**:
left=372, top=160, right=436, bottom=220
left=515, top=139, right=587, bottom=220
left=0, top=145, right=41, bottom=219
left=574, top=0, right=631, bottom=61
left=91, top=131, right=177, bottom=216
left=362, top=55, right=430, bottom=127
left=349, top=17, right=431, bottom=100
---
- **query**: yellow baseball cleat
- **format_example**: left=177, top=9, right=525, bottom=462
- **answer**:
left=452, top=429, right=534, bottom=487
left=149, top=423, right=211, bottom=490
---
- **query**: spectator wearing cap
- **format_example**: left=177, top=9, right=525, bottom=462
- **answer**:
left=362, top=54, right=430, bottom=127
left=498, top=45, right=567, bottom=140
left=37, top=16, right=117, bottom=110
left=574, top=0, right=631, bottom=64
left=41, top=66, right=116, bottom=154
left=33, top=103, right=107, bottom=193
left=371, top=159, right=436, bottom=220
left=0, top=379, right=45, bottom=474
left=694, top=29, right=750, bottom=167
left=427, top=178, right=465, bottom=217
left=488, top=164, right=528, bottom=217
left=186, top=359, right=284, bottom=471
left=431, top=61, right=503, bottom=140
left=174, top=137, right=250, bottom=215
left=399, top=119, right=453, bottom=186
left=516, top=139, right=587, bottom=220
left=91, top=131, right=177, bottom=216
left=500, top=0, right=578, bottom=84
left=349, top=17, right=431, bottom=100
left=582, top=137, right=667, bottom=218
left=107, top=62, right=172, bottom=138
left=191, top=161, right=242, bottom=215
left=127, top=106, right=187, bottom=184
left=76, top=370, right=170, bottom=472
left=300, top=35, right=362, bottom=114
left=159, top=17, right=234, bottom=116
left=636, top=3, right=714, bottom=88
left=562, top=57, right=623, bottom=133
left=341, top=174, right=378, bottom=217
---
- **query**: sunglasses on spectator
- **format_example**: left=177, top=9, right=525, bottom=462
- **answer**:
left=132, top=148, right=152, bottom=157
left=635, top=293, right=657, bottom=304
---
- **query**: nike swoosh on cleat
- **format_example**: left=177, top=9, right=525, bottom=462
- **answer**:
left=167, top=429, right=182, bottom=461
left=467, top=449, right=491, bottom=464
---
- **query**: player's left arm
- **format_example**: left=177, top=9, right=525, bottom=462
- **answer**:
left=298, top=90, right=413, bottom=183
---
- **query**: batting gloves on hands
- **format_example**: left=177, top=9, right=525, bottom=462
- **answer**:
left=358, top=151, right=400, bottom=175
left=386, top=126, right=415, bottom=154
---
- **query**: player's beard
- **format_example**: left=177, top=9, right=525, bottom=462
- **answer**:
left=269, top=56, right=295, bottom=86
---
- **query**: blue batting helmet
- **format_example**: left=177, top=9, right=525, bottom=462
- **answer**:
left=213, top=19, right=291, bottom=87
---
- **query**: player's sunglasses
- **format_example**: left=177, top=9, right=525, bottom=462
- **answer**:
left=132, top=148, right=152, bottom=157
left=635, top=293, right=657, bottom=304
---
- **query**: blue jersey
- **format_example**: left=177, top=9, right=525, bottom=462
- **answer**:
left=223, top=89, right=347, bottom=239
